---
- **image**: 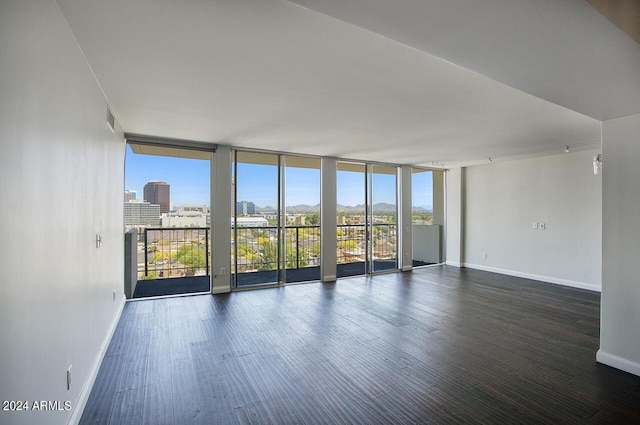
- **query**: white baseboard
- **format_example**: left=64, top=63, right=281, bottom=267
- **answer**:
left=212, top=285, right=231, bottom=294
left=597, top=350, right=640, bottom=377
left=401, top=266, right=412, bottom=272
left=445, top=260, right=462, bottom=267
left=462, top=263, right=601, bottom=292
left=68, top=295, right=126, bottom=425
left=322, top=275, right=337, bottom=283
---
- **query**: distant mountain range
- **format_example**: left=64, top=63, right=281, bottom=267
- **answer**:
left=255, top=203, right=431, bottom=213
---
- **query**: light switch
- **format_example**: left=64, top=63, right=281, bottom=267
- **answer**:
left=533, top=222, right=538, bottom=229
left=539, top=222, right=546, bottom=230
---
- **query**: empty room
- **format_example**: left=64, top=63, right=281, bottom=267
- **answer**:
left=1, top=1, right=640, bottom=424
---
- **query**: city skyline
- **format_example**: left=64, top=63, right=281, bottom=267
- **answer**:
left=125, top=145, right=434, bottom=210
left=125, top=145, right=210, bottom=207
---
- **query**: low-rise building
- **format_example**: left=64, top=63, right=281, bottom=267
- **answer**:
left=161, top=214, right=207, bottom=227
left=234, top=217, right=269, bottom=227
left=124, top=200, right=161, bottom=226
left=178, top=204, right=209, bottom=216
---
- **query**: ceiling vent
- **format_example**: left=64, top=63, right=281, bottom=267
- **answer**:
left=106, top=106, right=115, bottom=133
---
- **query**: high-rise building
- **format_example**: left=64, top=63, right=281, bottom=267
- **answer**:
left=143, top=181, right=170, bottom=213
left=124, top=189, right=137, bottom=202
left=236, top=200, right=255, bottom=215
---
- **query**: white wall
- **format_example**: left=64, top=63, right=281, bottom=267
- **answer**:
left=400, top=165, right=413, bottom=271
left=0, top=1, right=126, bottom=424
left=211, top=146, right=232, bottom=294
left=598, top=113, right=640, bottom=377
left=445, top=167, right=463, bottom=266
left=413, top=225, right=442, bottom=263
left=463, top=150, right=602, bottom=291
left=321, top=158, right=337, bottom=281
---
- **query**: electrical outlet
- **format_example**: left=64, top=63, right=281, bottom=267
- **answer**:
left=66, top=365, right=72, bottom=390
left=533, top=222, right=538, bottom=229
left=483, top=252, right=488, bottom=259
left=539, top=222, right=546, bottom=230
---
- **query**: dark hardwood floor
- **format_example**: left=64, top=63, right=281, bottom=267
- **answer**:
left=80, top=266, right=640, bottom=424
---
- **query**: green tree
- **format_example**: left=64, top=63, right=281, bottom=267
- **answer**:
left=337, top=239, right=358, bottom=252
left=177, top=244, right=207, bottom=269
left=141, top=270, right=159, bottom=280
left=285, top=240, right=309, bottom=268
left=258, top=239, right=278, bottom=271
left=255, top=239, right=311, bottom=270
left=306, top=212, right=320, bottom=225
left=309, top=241, right=321, bottom=256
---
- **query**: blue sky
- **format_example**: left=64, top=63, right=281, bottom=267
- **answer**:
left=412, top=171, right=434, bottom=210
left=126, top=145, right=433, bottom=209
left=125, top=145, right=210, bottom=206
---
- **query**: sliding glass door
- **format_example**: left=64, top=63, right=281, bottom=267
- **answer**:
left=336, top=162, right=367, bottom=277
left=232, top=151, right=281, bottom=287
left=284, top=155, right=321, bottom=283
left=336, top=161, right=399, bottom=277
left=232, top=151, right=322, bottom=287
left=370, top=165, right=398, bottom=272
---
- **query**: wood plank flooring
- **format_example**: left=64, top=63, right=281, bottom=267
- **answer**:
left=80, top=266, right=640, bottom=424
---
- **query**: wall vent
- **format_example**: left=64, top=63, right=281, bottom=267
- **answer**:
left=106, top=107, right=115, bottom=133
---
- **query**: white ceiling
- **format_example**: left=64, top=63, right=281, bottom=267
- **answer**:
left=55, top=0, right=637, bottom=167
left=287, top=0, right=640, bottom=121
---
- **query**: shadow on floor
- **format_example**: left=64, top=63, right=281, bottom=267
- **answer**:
left=133, top=260, right=435, bottom=298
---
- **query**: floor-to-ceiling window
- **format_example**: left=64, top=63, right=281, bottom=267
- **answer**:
left=284, top=155, right=321, bottom=283
left=336, top=161, right=399, bottom=277
left=231, top=151, right=322, bottom=287
left=124, top=142, right=212, bottom=298
left=336, top=161, right=367, bottom=277
left=232, top=151, right=281, bottom=287
left=370, top=164, right=399, bottom=272
left=123, top=144, right=436, bottom=294
left=411, top=168, right=445, bottom=266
